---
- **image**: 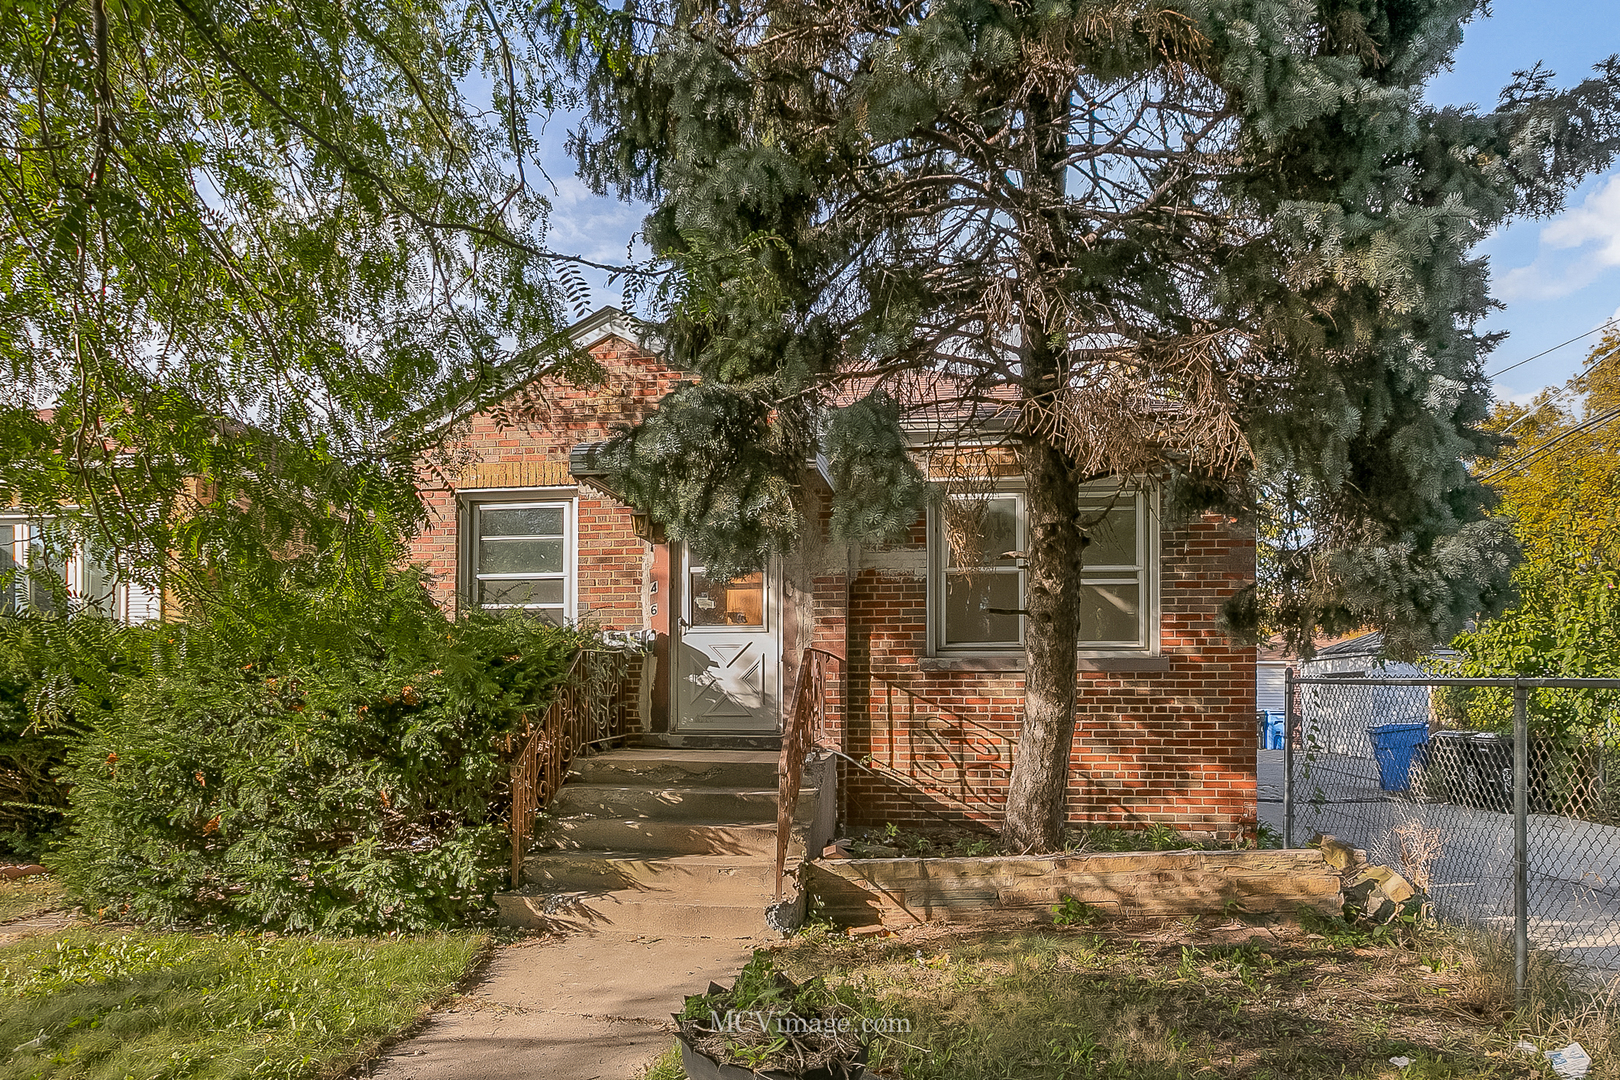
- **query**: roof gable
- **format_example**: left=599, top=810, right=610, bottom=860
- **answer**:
left=408, top=307, right=663, bottom=442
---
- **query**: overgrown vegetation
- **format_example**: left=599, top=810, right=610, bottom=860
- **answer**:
left=758, top=922, right=1605, bottom=1079
left=1421, top=340, right=1620, bottom=818
left=845, top=821, right=1261, bottom=859
left=1, top=573, right=590, bottom=932
left=0, top=616, right=146, bottom=858
left=0, top=926, right=485, bottom=1080
left=676, top=950, right=869, bottom=1075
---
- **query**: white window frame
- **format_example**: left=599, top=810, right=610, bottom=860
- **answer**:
left=459, top=490, right=578, bottom=622
left=0, top=515, right=123, bottom=618
left=929, top=490, right=1028, bottom=653
left=927, top=483, right=1158, bottom=657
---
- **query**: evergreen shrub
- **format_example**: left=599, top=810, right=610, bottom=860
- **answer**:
left=53, top=574, right=584, bottom=932
left=0, top=615, right=142, bottom=857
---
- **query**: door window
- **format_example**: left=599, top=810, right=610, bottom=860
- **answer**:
left=688, top=569, right=765, bottom=627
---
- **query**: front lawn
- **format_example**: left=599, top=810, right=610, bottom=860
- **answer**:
left=0, top=874, right=66, bottom=924
left=715, top=921, right=1575, bottom=1080
left=0, top=926, right=486, bottom=1080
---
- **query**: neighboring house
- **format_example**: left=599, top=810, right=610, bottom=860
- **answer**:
left=1294, top=631, right=1452, bottom=755
left=407, top=308, right=1258, bottom=840
left=1, top=514, right=162, bottom=622
left=1257, top=637, right=1289, bottom=716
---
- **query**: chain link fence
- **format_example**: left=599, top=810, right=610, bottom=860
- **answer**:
left=1276, top=674, right=1620, bottom=991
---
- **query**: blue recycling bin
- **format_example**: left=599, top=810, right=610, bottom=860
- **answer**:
left=1368, top=722, right=1429, bottom=792
left=1262, top=711, right=1285, bottom=750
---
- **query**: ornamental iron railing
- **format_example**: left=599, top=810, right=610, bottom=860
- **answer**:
left=504, top=648, right=636, bottom=888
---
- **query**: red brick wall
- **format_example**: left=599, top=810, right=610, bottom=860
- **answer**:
left=816, top=512, right=1258, bottom=842
left=408, top=333, right=683, bottom=628
left=408, top=330, right=1257, bottom=841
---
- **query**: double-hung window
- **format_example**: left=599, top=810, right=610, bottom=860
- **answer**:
left=1073, top=490, right=1152, bottom=651
left=1, top=516, right=119, bottom=618
left=465, top=499, right=575, bottom=623
left=937, top=494, right=1025, bottom=649
left=931, top=485, right=1154, bottom=656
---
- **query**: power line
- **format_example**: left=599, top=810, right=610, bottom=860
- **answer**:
left=1481, top=405, right=1620, bottom=482
left=1488, top=319, right=1618, bottom=380
left=1500, top=335, right=1620, bottom=434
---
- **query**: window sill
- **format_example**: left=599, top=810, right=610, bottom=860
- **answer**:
left=919, top=656, right=1025, bottom=672
left=919, top=654, right=1173, bottom=673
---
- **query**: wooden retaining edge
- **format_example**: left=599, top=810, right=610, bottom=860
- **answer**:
left=805, top=849, right=1344, bottom=926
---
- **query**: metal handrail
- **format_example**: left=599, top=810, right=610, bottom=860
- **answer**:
left=774, top=648, right=1021, bottom=899
left=775, top=647, right=843, bottom=900
left=873, top=677, right=1014, bottom=820
left=505, top=649, right=635, bottom=888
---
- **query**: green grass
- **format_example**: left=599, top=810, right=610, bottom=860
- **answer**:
left=0, top=926, right=487, bottom=1080
left=636, top=1042, right=687, bottom=1080
left=0, top=874, right=67, bottom=923
left=754, top=925, right=1561, bottom=1080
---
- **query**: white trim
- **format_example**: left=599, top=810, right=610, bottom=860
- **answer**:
left=925, top=482, right=1160, bottom=658
left=0, top=513, right=125, bottom=619
left=929, top=490, right=1027, bottom=653
left=458, top=492, right=579, bottom=622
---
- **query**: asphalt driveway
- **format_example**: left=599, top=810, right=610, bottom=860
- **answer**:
left=1258, top=749, right=1620, bottom=974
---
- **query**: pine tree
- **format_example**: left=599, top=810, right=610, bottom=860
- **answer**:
left=542, top=0, right=1620, bottom=848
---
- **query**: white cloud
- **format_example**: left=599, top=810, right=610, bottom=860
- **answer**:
left=1496, top=173, right=1620, bottom=303
left=542, top=182, right=647, bottom=269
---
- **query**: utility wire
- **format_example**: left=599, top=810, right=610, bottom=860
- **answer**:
left=1500, top=335, right=1620, bottom=434
left=1481, top=405, right=1620, bottom=482
left=1488, top=320, right=1618, bottom=380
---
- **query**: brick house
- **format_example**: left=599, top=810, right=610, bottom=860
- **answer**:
left=409, top=307, right=1258, bottom=841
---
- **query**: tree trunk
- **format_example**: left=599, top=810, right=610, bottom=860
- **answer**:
left=1000, top=81, right=1080, bottom=853
left=1002, top=432, right=1083, bottom=851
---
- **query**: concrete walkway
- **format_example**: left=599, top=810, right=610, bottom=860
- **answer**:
left=366, top=931, right=765, bottom=1080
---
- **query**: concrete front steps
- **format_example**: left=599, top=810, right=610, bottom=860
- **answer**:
left=493, top=749, right=835, bottom=935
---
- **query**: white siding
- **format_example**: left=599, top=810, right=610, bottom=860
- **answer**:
left=119, top=581, right=163, bottom=624
left=1257, top=662, right=1287, bottom=714
left=1296, top=657, right=1431, bottom=756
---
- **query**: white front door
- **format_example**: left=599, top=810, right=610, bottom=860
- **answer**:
left=674, top=550, right=781, bottom=733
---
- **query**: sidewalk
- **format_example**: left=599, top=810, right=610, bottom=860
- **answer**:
left=366, top=931, right=765, bottom=1080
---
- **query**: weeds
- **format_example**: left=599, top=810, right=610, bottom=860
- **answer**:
left=1051, top=895, right=1103, bottom=927
left=775, top=923, right=1538, bottom=1079
left=635, top=1042, right=687, bottom=1080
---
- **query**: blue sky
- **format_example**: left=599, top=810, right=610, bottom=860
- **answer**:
left=1426, top=2, right=1620, bottom=405
left=538, top=3, right=1620, bottom=405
